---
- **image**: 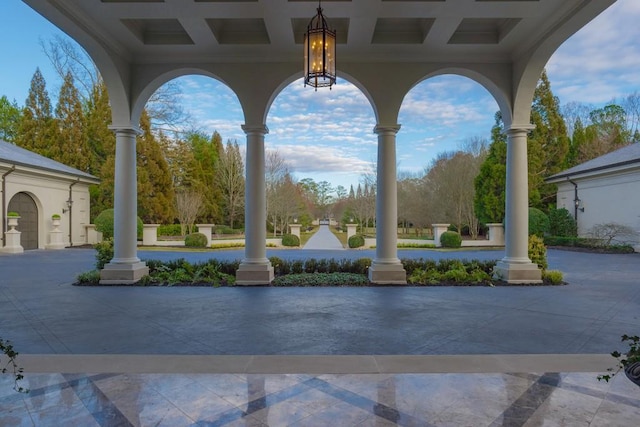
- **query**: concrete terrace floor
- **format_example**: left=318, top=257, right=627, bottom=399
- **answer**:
left=1, top=247, right=640, bottom=425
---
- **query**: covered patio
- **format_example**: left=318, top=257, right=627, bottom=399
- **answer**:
left=22, top=0, right=618, bottom=285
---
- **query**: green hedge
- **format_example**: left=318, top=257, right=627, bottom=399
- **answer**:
left=348, top=234, right=365, bottom=248
left=544, top=236, right=635, bottom=253
left=94, top=208, right=143, bottom=239
left=281, top=233, right=300, bottom=247
left=185, top=232, right=208, bottom=247
left=440, top=231, right=462, bottom=248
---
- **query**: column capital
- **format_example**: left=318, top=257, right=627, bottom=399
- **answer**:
left=242, top=124, right=269, bottom=136
left=374, top=124, right=401, bottom=135
left=506, top=124, right=535, bottom=136
left=108, top=125, right=142, bottom=136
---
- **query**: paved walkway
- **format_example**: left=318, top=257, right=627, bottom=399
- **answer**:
left=302, top=225, right=344, bottom=250
left=1, top=247, right=640, bottom=426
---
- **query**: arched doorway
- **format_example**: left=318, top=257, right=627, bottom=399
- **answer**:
left=8, top=192, right=38, bottom=250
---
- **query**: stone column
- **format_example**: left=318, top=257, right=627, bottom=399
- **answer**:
left=487, top=223, right=505, bottom=246
left=494, top=125, right=541, bottom=283
left=3, top=217, right=23, bottom=254
left=196, top=224, right=215, bottom=246
left=369, top=125, right=406, bottom=284
left=432, top=224, right=451, bottom=247
left=346, top=223, right=357, bottom=240
left=288, top=224, right=301, bottom=239
left=236, top=125, right=274, bottom=285
left=100, top=126, right=149, bottom=284
left=142, top=224, right=159, bottom=246
left=46, top=217, right=65, bottom=249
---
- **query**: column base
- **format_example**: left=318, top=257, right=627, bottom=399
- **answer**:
left=368, top=262, right=406, bottom=284
left=100, top=261, right=149, bottom=285
left=493, top=260, right=542, bottom=284
left=236, top=262, right=274, bottom=285
left=2, top=245, right=24, bottom=254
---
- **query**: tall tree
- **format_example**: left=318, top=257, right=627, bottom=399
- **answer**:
left=16, top=68, right=55, bottom=157
left=136, top=110, right=175, bottom=223
left=54, top=71, right=90, bottom=171
left=474, top=112, right=507, bottom=224
left=187, top=130, right=223, bottom=222
left=216, top=139, right=245, bottom=228
left=86, top=81, right=116, bottom=219
left=528, top=69, right=570, bottom=208
left=0, top=96, right=21, bottom=142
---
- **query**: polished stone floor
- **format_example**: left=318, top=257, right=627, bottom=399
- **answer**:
left=2, top=366, right=640, bottom=426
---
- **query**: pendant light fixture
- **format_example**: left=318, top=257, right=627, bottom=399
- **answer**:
left=303, top=1, right=336, bottom=90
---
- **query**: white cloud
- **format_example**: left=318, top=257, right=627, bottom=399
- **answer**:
left=547, top=0, right=640, bottom=104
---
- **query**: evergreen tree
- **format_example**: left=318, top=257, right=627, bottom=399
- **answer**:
left=186, top=130, right=223, bottom=222
left=0, top=96, right=22, bottom=142
left=474, top=112, right=507, bottom=223
left=54, top=71, right=90, bottom=171
left=136, top=110, right=175, bottom=223
left=528, top=70, right=570, bottom=208
left=86, top=81, right=116, bottom=219
left=566, top=117, right=586, bottom=168
left=16, top=68, right=55, bottom=156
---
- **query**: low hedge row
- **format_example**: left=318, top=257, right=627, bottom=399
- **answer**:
left=544, top=236, right=635, bottom=253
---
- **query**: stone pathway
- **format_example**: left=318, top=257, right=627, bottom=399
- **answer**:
left=302, top=224, right=344, bottom=250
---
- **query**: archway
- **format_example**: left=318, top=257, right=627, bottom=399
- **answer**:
left=8, top=192, right=38, bottom=250
left=265, top=76, right=377, bottom=233
left=397, top=74, right=500, bottom=238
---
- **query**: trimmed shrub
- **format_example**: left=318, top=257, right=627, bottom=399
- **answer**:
left=281, top=233, right=300, bottom=247
left=528, top=207, right=550, bottom=237
left=185, top=232, right=208, bottom=247
left=548, top=208, right=577, bottom=237
left=94, top=208, right=143, bottom=239
left=94, top=238, right=114, bottom=269
left=348, top=234, right=365, bottom=248
left=528, top=234, right=548, bottom=271
left=272, top=272, right=370, bottom=287
left=543, top=269, right=564, bottom=285
left=440, top=231, right=462, bottom=248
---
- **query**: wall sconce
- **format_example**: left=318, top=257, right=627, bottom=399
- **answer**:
left=62, top=199, right=73, bottom=214
left=574, top=198, right=584, bottom=213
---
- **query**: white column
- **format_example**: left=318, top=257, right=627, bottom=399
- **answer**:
left=236, top=125, right=274, bottom=285
left=494, top=125, right=541, bottom=283
left=369, top=125, right=406, bottom=284
left=100, top=126, right=149, bottom=284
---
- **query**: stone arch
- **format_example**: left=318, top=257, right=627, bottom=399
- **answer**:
left=264, top=70, right=379, bottom=125
left=129, top=67, right=241, bottom=128
left=406, top=67, right=512, bottom=127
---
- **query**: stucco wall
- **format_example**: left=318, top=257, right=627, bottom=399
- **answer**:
left=556, top=169, right=640, bottom=245
left=2, top=169, right=92, bottom=248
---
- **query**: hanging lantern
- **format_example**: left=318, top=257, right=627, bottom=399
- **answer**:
left=304, top=1, right=336, bottom=90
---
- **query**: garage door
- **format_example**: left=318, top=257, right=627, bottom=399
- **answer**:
left=8, top=192, right=38, bottom=250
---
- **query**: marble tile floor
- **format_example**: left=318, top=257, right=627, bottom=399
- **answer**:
left=1, top=355, right=639, bottom=426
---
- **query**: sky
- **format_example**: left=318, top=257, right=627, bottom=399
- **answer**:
left=2, top=1, right=640, bottom=191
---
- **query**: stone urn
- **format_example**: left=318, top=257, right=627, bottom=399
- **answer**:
left=7, top=215, right=20, bottom=229
left=625, top=362, right=640, bottom=387
left=52, top=215, right=61, bottom=228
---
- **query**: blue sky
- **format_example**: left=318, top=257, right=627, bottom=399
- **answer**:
left=2, top=1, right=640, bottom=191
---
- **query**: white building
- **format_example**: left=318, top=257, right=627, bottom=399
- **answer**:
left=546, top=143, right=640, bottom=249
left=1, top=140, right=100, bottom=250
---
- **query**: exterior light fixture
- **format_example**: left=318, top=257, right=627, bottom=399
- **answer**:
left=62, top=199, right=73, bottom=214
left=304, top=1, right=336, bottom=90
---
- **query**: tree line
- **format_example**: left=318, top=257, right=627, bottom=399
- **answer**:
left=1, top=40, right=638, bottom=236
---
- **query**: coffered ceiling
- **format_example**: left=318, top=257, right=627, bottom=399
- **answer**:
left=23, top=0, right=616, bottom=65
